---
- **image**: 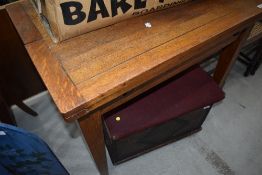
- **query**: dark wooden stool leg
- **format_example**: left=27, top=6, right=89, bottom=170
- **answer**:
left=250, top=40, right=262, bottom=75
left=0, top=94, right=16, bottom=125
left=78, top=112, right=109, bottom=175
left=16, top=101, right=38, bottom=117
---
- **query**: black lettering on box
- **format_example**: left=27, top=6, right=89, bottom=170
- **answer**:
left=134, top=0, right=147, bottom=9
left=60, top=1, right=86, bottom=25
left=111, top=0, right=132, bottom=17
left=88, top=0, right=110, bottom=22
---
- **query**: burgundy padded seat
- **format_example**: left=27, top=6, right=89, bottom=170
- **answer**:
left=104, top=67, right=225, bottom=140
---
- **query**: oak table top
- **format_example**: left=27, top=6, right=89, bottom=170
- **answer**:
left=6, top=0, right=262, bottom=122
left=5, top=0, right=262, bottom=174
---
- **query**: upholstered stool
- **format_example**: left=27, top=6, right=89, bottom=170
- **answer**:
left=103, top=67, right=224, bottom=165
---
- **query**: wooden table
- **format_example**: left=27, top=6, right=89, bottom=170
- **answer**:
left=4, top=0, right=262, bottom=174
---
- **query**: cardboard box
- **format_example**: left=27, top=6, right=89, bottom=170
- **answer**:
left=35, top=0, right=192, bottom=42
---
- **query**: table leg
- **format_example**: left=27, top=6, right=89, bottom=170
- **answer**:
left=214, top=26, right=254, bottom=87
left=0, top=93, right=16, bottom=125
left=78, top=112, right=109, bottom=175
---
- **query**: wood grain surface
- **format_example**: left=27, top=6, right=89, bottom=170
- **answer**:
left=6, top=0, right=262, bottom=121
left=25, top=40, right=87, bottom=121
left=5, top=3, right=41, bottom=45
left=78, top=112, right=109, bottom=175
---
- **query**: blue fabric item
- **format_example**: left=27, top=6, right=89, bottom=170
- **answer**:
left=0, top=123, right=69, bottom=175
left=0, top=164, right=11, bottom=175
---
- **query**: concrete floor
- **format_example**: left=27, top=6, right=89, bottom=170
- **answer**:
left=12, top=62, right=262, bottom=175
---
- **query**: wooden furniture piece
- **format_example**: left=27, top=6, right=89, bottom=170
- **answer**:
left=103, top=67, right=225, bottom=165
left=0, top=91, right=16, bottom=125
left=0, top=7, right=46, bottom=122
left=4, top=0, right=262, bottom=174
left=238, top=22, right=262, bottom=76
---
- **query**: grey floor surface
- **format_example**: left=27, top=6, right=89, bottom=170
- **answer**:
left=12, top=62, right=262, bottom=175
